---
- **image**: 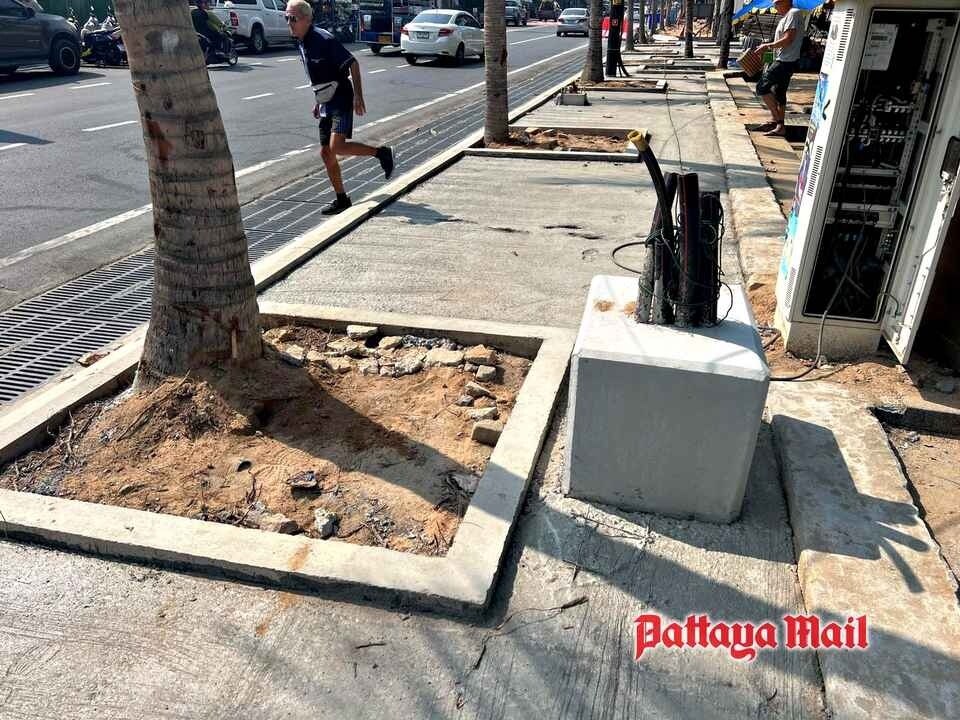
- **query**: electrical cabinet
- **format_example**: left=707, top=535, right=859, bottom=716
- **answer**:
left=775, top=1, right=960, bottom=362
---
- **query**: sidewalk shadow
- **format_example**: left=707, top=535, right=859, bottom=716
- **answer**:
left=770, top=415, right=930, bottom=592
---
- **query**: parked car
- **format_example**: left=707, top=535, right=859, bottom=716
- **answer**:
left=209, top=0, right=294, bottom=54
left=536, top=0, right=559, bottom=21
left=504, top=0, right=527, bottom=27
left=0, top=0, right=81, bottom=75
left=401, top=9, right=483, bottom=66
left=556, top=7, right=588, bottom=36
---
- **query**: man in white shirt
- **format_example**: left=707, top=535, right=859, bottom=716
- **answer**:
left=755, top=0, right=806, bottom=136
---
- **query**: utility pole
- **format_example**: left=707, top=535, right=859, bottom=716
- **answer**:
left=605, top=0, right=626, bottom=76
left=717, top=0, right=734, bottom=69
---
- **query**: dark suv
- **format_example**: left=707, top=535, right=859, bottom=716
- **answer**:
left=0, top=0, right=81, bottom=75
left=504, top=0, right=528, bottom=26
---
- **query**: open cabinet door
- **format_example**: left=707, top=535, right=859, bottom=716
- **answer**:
left=883, top=141, right=960, bottom=364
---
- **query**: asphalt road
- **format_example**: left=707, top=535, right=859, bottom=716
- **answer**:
left=0, top=23, right=582, bottom=261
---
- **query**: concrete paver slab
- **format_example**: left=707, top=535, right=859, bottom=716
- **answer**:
left=769, top=383, right=960, bottom=720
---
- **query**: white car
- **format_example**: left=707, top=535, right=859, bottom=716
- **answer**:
left=556, top=8, right=589, bottom=37
left=400, top=10, right=484, bottom=66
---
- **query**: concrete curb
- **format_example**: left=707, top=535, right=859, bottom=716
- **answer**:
left=705, top=70, right=786, bottom=287
left=768, top=383, right=960, bottom=719
left=0, top=303, right=575, bottom=613
left=464, top=147, right=637, bottom=163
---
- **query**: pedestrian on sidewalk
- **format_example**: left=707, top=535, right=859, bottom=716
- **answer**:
left=286, top=0, right=394, bottom=215
left=754, top=0, right=805, bottom=137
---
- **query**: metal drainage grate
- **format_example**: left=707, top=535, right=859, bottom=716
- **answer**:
left=0, top=58, right=582, bottom=405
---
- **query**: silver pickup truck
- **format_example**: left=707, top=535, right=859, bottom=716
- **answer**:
left=211, top=0, right=295, bottom=53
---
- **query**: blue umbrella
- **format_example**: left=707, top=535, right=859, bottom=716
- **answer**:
left=734, top=0, right=825, bottom=22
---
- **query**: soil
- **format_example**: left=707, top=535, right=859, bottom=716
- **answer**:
left=0, top=328, right=530, bottom=556
left=580, top=79, right=663, bottom=90
left=487, top=128, right=628, bottom=153
left=748, top=282, right=960, bottom=408
left=886, top=427, right=960, bottom=589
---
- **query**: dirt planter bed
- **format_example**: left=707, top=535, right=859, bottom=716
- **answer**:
left=0, top=303, right=574, bottom=612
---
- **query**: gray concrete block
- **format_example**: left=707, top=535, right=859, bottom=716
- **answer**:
left=564, top=276, right=769, bottom=523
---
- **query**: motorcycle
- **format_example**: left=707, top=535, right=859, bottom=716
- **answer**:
left=198, top=29, right=238, bottom=66
left=81, top=25, right=127, bottom=66
left=80, top=8, right=126, bottom=66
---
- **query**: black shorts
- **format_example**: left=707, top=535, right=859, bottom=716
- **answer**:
left=756, top=60, right=797, bottom=105
left=318, top=98, right=353, bottom=145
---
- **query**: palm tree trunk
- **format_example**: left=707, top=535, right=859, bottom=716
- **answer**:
left=582, top=0, right=604, bottom=83
left=625, top=0, right=634, bottom=52
left=114, top=0, right=260, bottom=389
left=717, top=0, right=734, bottom=68
left=638, top=0, right=647, bottom=43
left=684, top=0, right=694, bottom=58
left=484, top=0, right=508, bottom=143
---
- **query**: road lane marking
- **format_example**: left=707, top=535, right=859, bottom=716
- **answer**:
left=0, top=93, right=35, bottom=101
left=355, top=43, right=586, bottom=132
left=4, top=44, right=585, bottom=267
left=69, top=82, right=111, bottom=90
left=0, top=143, right=26, bottom=152
left=247, top=62, right=265, bottom=66
left=242, top=92, right=275, bottom=100
left=276, top=57, right=298, bottom=62
left=395, top=63, right=410, bottom=68
left=0, top=204, right=153, bottom=268
left=368, top=69, right=388, bottom=74
left=82, top=120, right=138, bottom=132
left=510, top=35, right=554, bottom=45
left=295, top=83, right=311, bottom=89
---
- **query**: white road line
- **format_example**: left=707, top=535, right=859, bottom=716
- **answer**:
left=0, top=204, right=153, bottom=269
left=295, top=83, right=311, bottom=89
left=81, top=119, right=138, bottom=133
left=0, top=92, right=35, bottom=101
left=2, top=44, right=584, bottom=268
left=395, top=63, right=410, bottom=68
left=368, top=68, right=388, bottom=74
left=242, top=92, right=275, bottom=100
left=276, top=57, right=298, bottom=62
left=69, top=82, right=111, bottom=90
left=355, top=43, right=586, bottom=132
left=510, top=35, right=555, bottom=45
left=0, top=143, right=26, bottom=152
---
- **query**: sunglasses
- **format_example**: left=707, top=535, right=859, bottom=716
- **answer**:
left=284, top=14, right=302, bottom=23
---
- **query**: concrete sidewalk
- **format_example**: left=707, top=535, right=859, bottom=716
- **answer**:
left=6, top=42, right=959, bottom=720
left=0, top=58, right=827, bottom=719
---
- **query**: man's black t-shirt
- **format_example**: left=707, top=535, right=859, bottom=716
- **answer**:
left=298, top=26, right=355, bottom=110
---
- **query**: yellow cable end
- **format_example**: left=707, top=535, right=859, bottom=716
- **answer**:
left=627, top=129, right=651, bottom=152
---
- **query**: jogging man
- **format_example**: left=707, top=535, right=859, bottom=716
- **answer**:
left=286, top=0, right=394, bottom=215
left=755, top=0, right=805, bottom=137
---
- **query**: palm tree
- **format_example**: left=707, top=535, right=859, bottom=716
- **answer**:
left=484, top=0, right=508, bottom=143
left=582, top=0, right=604, bottom=83
left=637, top=0, right=647, bottom=43
left=113, top=0, right=261, bottom=389
left=684, top=0, right=694, bottom=58
left=717, top=0, right=734, bottom=69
